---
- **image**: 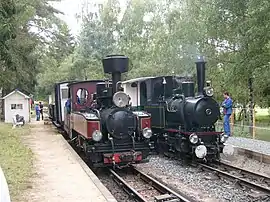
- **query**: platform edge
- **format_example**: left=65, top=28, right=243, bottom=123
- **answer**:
left=58, top=134, right=118, bottom=202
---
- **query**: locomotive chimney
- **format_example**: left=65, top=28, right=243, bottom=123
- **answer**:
left=195, top=56, right=206, bottom=95
left=102, top=55, right=129, bottom=94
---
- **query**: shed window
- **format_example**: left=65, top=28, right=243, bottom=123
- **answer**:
left=11, top=104, right=23, bottom=110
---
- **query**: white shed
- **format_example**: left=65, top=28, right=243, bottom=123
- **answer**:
left=1, top=90, right=31, bottom=123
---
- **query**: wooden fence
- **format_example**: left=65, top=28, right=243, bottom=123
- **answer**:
left=216, top=108, right=270, bottom=141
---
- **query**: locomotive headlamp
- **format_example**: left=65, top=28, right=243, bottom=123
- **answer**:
left=220, top=133, right=228, bottom=143
left=92, top=130, right=102, bottom=142
left=204, top=87, right=214, bottom=97
left=223, top=144, right=234, bottom=156
left=195, top=145, right=207, bottom=158
left=189, top=133, right=199, bottom=144
left=142, top=128, right=152, bottom=139
left=113, top=91, right=129, bottom=108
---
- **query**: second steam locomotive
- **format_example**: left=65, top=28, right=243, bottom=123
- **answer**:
left=122, top=57, right=233, bottom=161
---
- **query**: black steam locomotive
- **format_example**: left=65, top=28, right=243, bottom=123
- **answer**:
left=122, top=57, right=233, bottom=161
left=48, top=55, right=154, bottom=168
left=87, top=55, right=153, bottom=167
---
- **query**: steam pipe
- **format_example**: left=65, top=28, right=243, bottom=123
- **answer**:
left=112, top=73, right=121, bottom=94
left=195, top=56, right=206, bottom=95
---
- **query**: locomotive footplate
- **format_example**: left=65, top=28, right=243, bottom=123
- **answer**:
left=103, top=151, right=143, bottom=164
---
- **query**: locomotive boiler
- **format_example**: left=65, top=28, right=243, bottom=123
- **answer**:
left=122, top=57, right=234, bottom=161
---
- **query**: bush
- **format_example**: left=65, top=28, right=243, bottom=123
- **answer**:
left=255, top=115, right=270, bottom=124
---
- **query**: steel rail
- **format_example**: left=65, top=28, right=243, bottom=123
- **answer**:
left=109, top=168, right=147, bottom=202
left=197, top=162, right=270, bottom=195
left=109, top=166, right=193, bottom=202
left=132, top=166, right=193, bottom=202
left=218, top=161, right=270, bottom=184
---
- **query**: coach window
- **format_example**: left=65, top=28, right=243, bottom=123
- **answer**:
left=76, top=88, right=89, bottom=105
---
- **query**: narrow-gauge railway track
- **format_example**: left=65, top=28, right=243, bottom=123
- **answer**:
left=109, top=166, right=193, bottom=202
left=197, top=161, right=270, bottom=200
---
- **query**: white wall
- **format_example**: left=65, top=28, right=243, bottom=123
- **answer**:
left=4, top=92, right=30, bottom=123
left=123, top=83, right=139, bottom=106
left=60, top=83, right=69, bottom=122
left=48, top=95, right=52, bottom=104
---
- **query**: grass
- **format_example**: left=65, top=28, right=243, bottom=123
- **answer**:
left=217, top=108, right=270, bottom=142
left=229, top=123, right=270, bottom=142
left=0, top=122, right=33, bottom=202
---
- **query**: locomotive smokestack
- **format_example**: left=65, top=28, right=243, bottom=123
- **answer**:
left=102, top=55, right=129, bottom=94
left=195, top=56, right=206, bottom=95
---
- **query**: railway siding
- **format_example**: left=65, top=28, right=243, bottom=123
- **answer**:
left=136, top=155, right=270, bottom=202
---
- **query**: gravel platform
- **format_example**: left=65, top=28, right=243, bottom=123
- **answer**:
left=226, top=137, right=270, bottom=155
left=136, top=155, right=267, bottom=202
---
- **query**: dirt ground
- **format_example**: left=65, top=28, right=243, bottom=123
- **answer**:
left=21, top=120, right=108, bottom=202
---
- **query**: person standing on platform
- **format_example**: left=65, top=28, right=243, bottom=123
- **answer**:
left=221, top=91, right=233, bottom=137
left=39, top=102, right=44, bottom=120
left=35, top=103, right=40, bottom=121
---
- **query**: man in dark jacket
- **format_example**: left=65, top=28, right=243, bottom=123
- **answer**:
left=39, top=102, right=44, bottom=120
left=221, top=92, right=233, bottom=136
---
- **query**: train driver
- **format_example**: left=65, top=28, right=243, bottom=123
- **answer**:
left=65, top=98, right=71, bottom=114
left=222, top=91, right=233, bottom=137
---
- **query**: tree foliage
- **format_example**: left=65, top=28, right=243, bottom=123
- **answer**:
left=0, top=0, right=73, bottom=99
left=1, top=0, right=270, bottom=106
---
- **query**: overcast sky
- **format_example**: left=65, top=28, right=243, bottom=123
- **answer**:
left=51, top=0, right=125, bottom=36
left=51, top=0, right=85, bottom=36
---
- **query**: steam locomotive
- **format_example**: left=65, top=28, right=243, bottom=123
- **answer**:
left=122, top=57, right=234, bottom=161
left=49, top=55, right=153, bottom=167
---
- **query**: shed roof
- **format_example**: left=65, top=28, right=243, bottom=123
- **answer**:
left=1, top=89, right=31, bottom=99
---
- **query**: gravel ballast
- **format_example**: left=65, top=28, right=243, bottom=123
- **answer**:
left=221, top=154, right=270, bottom=177
left=136, top=156, right=268, bottom=202
left=226, top=137, right=270, bottom=155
